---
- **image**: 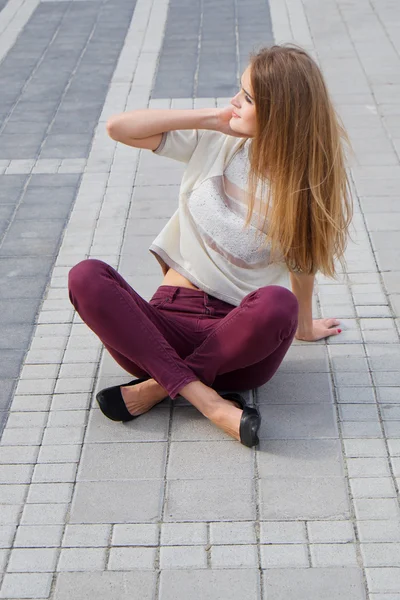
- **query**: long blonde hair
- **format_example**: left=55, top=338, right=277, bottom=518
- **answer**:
left=245, top=44, right=353, bottom=277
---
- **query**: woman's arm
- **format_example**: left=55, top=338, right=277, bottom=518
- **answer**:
left=106, top=106, right=244, bottom=149
left=290, top=272, right=341, bottom=341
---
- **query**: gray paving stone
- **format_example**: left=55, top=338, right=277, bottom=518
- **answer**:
left=7, top=547, right=58, bottom=572
left=258, top=404, right=338, bottom=439
left=258, top=372, right=333, bottom=404
left=0, top=573, right=52, bottom=599
left=85, top=406, right=169, bottom=442
left=259, top=477, right=350, bottom=520
left=0, top=525, right=16, bottom=549
left=112, top=524, right=158, bottom=547
left=160, top=545, right=208, bottom=569
left=354, top=498, right=400, bottom=520
left=107, top=547, right=156, bottom=570
left=263, top=568, right=366, bottom=600
left=14, top=525, right=63, bottom=548
left=167, top=441, right=253, bottom=479
left=161, top=523, right=207, bottom=546
left=310, top=544, right=358, bottom=567
left=63, top=525, right=110, bottom=548
left=77, top=442, right=166, bottom=481
left=58, top=547, right=106, bottom=572
left=164, top=479, right=255, bottom=522
left=307, top=521, right=354, bottom=543
left=257, top=440, right=343, bottom=477
left=366, top=568, right=400, bottom=593
left=53, top=572, right=156, bottom=600
left=70, top=480, right=163, bottom=523
left=210, top=522, right=256, bottom=545
left=259, top=522, right=307, bottom=544
left=159, top=569, right=260, bottom=600
left=21, top=503, right=68, bottom=525
left=211, top=544, right=258, bottom=569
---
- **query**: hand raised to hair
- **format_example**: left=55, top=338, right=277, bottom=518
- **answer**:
left=295, top=318, right=342, bottom=342
left=215, top=106, right=250, bottom=138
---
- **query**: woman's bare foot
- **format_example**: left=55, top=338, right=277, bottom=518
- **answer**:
left=179, top=380, right=243, bottom=441
left=121, top=379, right=168, bottom=416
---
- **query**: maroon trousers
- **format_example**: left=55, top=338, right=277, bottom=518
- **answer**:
left=68, top=259, right=298, bottom=399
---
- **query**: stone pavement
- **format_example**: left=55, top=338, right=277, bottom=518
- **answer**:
left=0, top=0, right=400, bottom=597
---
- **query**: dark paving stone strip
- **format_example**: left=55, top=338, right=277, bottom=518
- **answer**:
left=152, top=0, right=274, bottom=98
left=0, top=0, right=138, bottom=439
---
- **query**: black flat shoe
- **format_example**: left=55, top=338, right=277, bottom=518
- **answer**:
left=219, top=392, right=261, bottom=448
left=96, top=377, right=149, bottom=422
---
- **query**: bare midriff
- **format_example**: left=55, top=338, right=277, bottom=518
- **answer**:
left=160, top=267, right=200, bottom=290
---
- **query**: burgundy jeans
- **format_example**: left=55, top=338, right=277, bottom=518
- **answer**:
left=68, top=259, right=298, bottom=399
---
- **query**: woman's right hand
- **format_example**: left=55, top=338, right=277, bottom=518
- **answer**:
left=215, top=106, right=249, bottom=137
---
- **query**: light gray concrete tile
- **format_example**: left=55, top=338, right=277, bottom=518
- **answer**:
left=7, top=547, right=58, bottom=572
left=27, top=483, right=73, bottom=504
left=258, top=373, right=333, bottom=404
left=10, top=395, right=51, bottom=412
left=21, top=503, right=68, bottom=525
left=112, top=524, right=158, bottom=547
left=0, top=484, right=27, bottom=504
left=339, top=404, right=379, bottom=420
left=366, top=568, right=400, bottom=593
left=77, top=442, right=166, bottom=481
left=0, top=549, right=8, bottom=572
left=57, top=548, right=106, bottom=572
left=388, top=439, right=400, bottom=455
left=350, top=477, right=396, bottom=498
left=310, top=544, right=358, bottom=567
left=334, top=371, right=373, bottom=386
left=307, top=521, right=354, bottom=543
left=354, top=498, right=400, bottom=520
left=263, top=567, right=366, bottom=599
left=160, top=546, right=207, bottom=569
left=41, top=427, right=85, bottom=446
left=344, top=439, right=387, bottom=457
left=210, top=522, right=256, bottom=545
left=0, top=446, right=39, bottom=464
left=259, top=477, right=349, bottom=520
left=347, top=458, right=390, bottom=478
left=63, top=525, right=111, bottom=548
left=70, top=480, right=163, bottom=523
left=37, top=445, right=81, bottom=464
left=259, top=522, right=307, bottom=544
left=258, top=404, right=338, bottom=439
left=161, top=523, right=207, bottom=546
left=361, top=543, right=400, bottom=567
left=357, top=520, right=400, bottom=543
left=211, top=545, right=258, bottom=568
left=50, top=394, right=91, bottom=411
left=46, top=410, right=88, bottom=428
left=14, top=525, right=63, bottom=548
left=260, top=544, right=309, bottom=568
left=341, top=421, right=383, bottom=438
left=53, top=572, right=156, bottom=600
left=108, top=547, right=156, bottom=570
left=85, top=407, right=169, bottom=442
left=6, top=412, right=48, bottom=429
left=0, top=428, right=44, bottom=446
left=0, top=573, right=52, bottom=599
left=165, top=479, right=255, bottom=522
left=32, top=463, right=77, bottom=483
left=159, top=570, right=260, bottom=600
left=337, top=387, right=376, bottom=403
left=280, top=345, right=329, bottom=372
left=0, top=464, right=33, bottom=484
left=167, top=441, right=253, bottom=479
left=257, top=440, right=343, bottom=477
left=376, top=388, right=400, bottom=403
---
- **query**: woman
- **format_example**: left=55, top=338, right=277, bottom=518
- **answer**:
left=68, top=45, right=352, bottom=448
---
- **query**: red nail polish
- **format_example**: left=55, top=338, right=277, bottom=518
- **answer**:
left=337, top=329, right=342, bottom=333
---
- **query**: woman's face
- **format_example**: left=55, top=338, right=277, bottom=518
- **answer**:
left=229, top=66, right=257, bottom=137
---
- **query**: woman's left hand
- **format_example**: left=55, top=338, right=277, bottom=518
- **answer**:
left=295, top=318, right=341, bottom=342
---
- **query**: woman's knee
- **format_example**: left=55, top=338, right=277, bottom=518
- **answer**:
left=256, top=285, right=299, bottom=325
left=68, top=259, right=110, bottom=303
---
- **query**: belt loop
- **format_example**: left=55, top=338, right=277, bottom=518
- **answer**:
left=171, top=287, right=179, bottom=302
